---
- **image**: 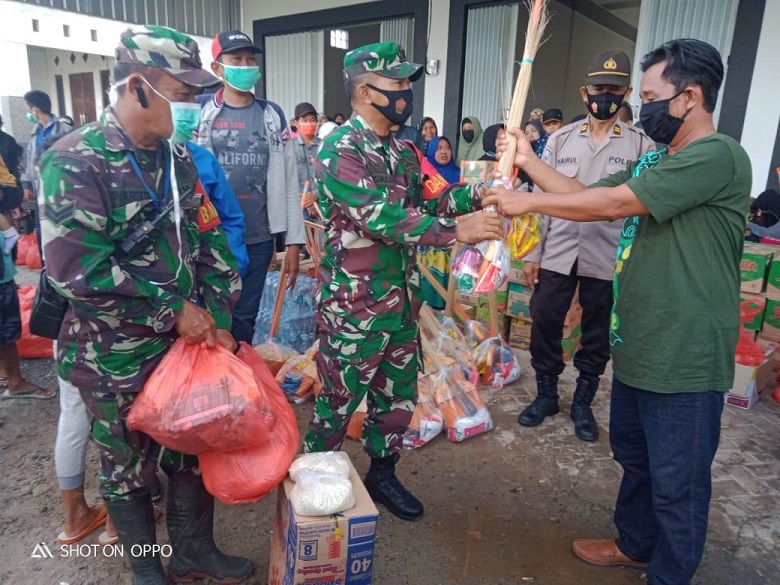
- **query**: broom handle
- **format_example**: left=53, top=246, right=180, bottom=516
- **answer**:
left=270, top=259, right=288, bottom=339
left=419, top=262, right=472, bottom=323
left=444, top=243, right=461, bottom=317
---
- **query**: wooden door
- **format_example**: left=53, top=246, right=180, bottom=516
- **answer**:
left=69, top=72, right=97, bottom=126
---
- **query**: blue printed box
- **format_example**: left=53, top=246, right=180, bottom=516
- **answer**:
left=269, top=453, right=379, bottom=585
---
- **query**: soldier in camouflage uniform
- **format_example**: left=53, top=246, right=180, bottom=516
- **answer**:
left=39, top=26, right=253, bottom=585
left=304, top=42, right=504, bottom=521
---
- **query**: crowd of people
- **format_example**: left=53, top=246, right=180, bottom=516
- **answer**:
left=0, top=18, right=752, bottom=585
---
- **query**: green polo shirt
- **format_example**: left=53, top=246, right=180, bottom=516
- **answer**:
left=593, top=134, right=751, bottom=392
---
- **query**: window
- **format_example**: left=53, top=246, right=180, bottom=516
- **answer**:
left=32, top=19, right=39, bottom=32
left=91, top=29, right=98, bottom=42
left=330, top=29, right=349, bottom=50
left=63, top=24, right=71, bottom=37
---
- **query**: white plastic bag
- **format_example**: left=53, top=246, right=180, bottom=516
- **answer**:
left=288, top=452, right=351, bottom=482
left=289, top=471, right=355, bottom=516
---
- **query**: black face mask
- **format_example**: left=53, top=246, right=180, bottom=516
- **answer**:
left=639, top=91, right=690, bottom=145
left=586, top=91, right=626, bottom=121
left=365, top=84, right=414, bottom=126
left=462, top=129, right=475, bottom=143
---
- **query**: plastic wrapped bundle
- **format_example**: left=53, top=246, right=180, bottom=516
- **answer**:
left=451, top=237, right=510, bottom=294
left=432, top=367, right=494, bottom=442
left=403, top=375, right=444, bottom=449
left=253, top=272, right=318, bottom=353
left=473, top=337, right=521, bottom=389
left=289, top=470, right=355, bottom=516
left=275, top=341, right=320, bottom=403
left=253, top=341, right=299, bottom=375
left=289, top=452, right=351, bottom=482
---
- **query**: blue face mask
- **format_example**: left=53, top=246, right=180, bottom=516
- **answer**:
left=26, top=112, right=37, bottom=124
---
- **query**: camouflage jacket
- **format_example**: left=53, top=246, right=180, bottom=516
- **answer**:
left=316, top=115, right=481, bottom=332
left=39, top=109, right=241, bottom=394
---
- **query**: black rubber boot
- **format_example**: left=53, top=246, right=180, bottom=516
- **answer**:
left=364, top=453, right=424, bottom=522
left=571, top=376, right=600, bottom=442
left=104, top=494, right=167, bottom=585
left=518, top=375, right=560, bottom=427
left=166, top=473, right=255, bottom=584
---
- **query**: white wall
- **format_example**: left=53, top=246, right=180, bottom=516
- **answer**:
left=741, top=0, right=780, bottom=197
left=423, top=0, right=450, bottom=129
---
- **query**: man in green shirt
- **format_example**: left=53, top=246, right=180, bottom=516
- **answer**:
left=485, top=39, right=751, bottom=585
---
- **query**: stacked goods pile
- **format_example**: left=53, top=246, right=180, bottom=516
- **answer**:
left=274, top=341, right=321, bottom=404
left=498, top=259, right=583, bottom=359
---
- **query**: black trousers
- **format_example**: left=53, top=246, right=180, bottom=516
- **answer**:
left=529, top=266, right=613, bottom=379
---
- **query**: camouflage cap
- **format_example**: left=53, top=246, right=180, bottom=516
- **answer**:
left=343, top=42, right=423, bottom=82
left=116, top=25, right=218, bottom=88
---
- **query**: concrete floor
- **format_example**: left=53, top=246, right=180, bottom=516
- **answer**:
left=1, top=268, right=778, bottom=584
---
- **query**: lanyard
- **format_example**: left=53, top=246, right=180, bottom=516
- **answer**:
left=127, top=152, right=171, bottom=212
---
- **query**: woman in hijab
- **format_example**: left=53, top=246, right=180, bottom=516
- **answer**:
left=426, top=136, right=460, bottom=184
left=456, top=116, right=484, bottom=164
left=417, top=117, right=438, bottom=156
left=524, top=119, right=549, bottom=157
left=479, top=123, right=507, bottom=161
left=419, top=135, right=461, bottom=309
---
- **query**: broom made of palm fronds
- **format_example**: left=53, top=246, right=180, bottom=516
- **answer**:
left=497, top=0, right=551, bottom=178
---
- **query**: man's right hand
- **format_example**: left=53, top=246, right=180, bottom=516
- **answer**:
left=455, top=212, right=505, bottom=244
left=175, top=300, right=217, bottom=347
left=23, top=188, right=35, bottom=202
left=496, top=127, right=537, bottom=169
left=523, top=261, right=540, bottom=286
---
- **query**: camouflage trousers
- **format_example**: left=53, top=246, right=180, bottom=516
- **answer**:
left=304, top=322, right=419, bottom=459
left=80, top=388, right=198, bottom=502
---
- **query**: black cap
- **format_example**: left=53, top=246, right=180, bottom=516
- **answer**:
left=586, top=50, right=631, bottom=87
left=294, top=102, right=318, bottom=119
left=212, top=30, right=261, bottom=61
left=542, top=108, right=563, bottom=123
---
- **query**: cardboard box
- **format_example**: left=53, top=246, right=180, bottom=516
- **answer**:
left=454, top=290, right=479, bottom=307
left=725, top=384, right=761, bottom=410
left=762, top=298, right=780, bottom=338
left=740, top=243, right=775, bottom=293
left=740, top=293, right=766, bottom=331
left=508, top=317, right=532, bottom=350
left=766, top=257, right=780, bottom=300
left=460, top=160, right=495, bottom=185
left=506, top=282, right=533, bottom=319
left=730, top=357, right=774, bottom=398
left=269, top=454, right=378, bottom=585
left=508, top=260, right=525, bottom=285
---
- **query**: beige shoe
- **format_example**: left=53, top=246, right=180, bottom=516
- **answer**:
left=572, top=539, right=649, bottom=568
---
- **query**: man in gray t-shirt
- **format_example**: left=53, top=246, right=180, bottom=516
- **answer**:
left=197, top=30, right=304, bottom=344
left=211, top=102, right=272, bottom=244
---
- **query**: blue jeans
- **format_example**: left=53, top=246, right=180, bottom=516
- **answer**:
left=231, top=240, right=274, bottom=343
left=610, top=378, right=724, bottom=585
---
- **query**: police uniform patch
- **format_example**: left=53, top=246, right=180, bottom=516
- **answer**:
left=542, top=146, right=553, bottom=161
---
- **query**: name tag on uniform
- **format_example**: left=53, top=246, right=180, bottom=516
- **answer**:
left=557, top=156, right=578, bottom=165
left=196, top=181, right=221, bottom=233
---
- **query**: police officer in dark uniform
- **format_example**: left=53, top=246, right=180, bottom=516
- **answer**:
left=520, top=50, right=655, bottom=441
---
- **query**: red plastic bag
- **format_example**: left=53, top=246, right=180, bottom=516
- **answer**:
left=26, top=242, right=42, bottom=269
left=198, top=343, right=300, bottom=504
left=127, top=339, right=276, bottom=454
left=16, top=286, right=54, bottom=359
left=15, top=234, right=34, bottom=266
